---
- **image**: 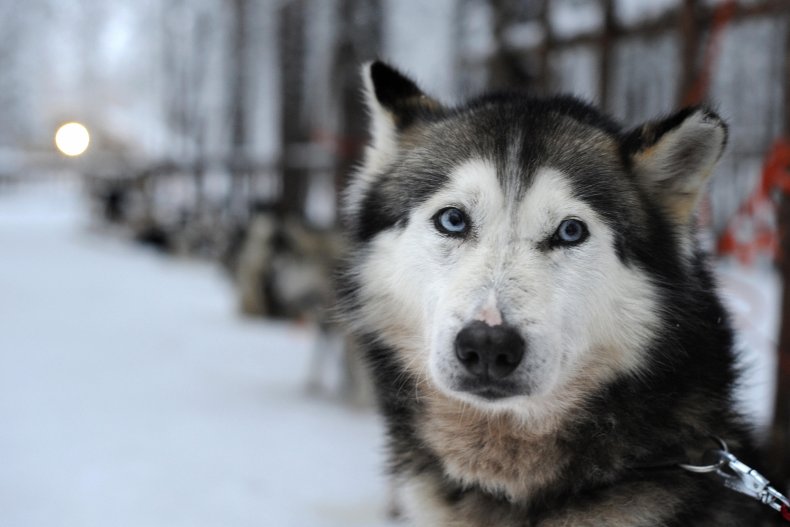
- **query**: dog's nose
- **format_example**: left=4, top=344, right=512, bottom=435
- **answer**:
left=454, top=321, right=525, bottom=379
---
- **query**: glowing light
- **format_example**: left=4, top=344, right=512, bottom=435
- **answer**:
left=55, top=122, right=90, bottom=157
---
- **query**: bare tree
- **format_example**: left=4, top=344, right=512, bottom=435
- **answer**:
left=331, top=0, right=382, bottom=206
left=227, top=0, right=249, bottom=214
left=486, top=0, right=535, bottom=91
left=278, top=0, right=311, bottom=219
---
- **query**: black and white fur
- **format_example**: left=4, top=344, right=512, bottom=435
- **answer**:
left=340, top=61, right=767, bottom=526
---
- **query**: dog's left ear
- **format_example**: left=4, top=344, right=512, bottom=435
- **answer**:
left=623, top=107, right=728, bottom=225
left=361, top=61, right=444, bottom=165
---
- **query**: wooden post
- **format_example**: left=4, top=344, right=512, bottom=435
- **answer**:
left=192, top=11, right=210, bottom=217
left=227, top=0, right=249, bottom=213
left=332, top=0, right=381, bottom=212
left=598, top=0, right=615, bottom=110
left=677, top=0, right=700, bottom=105
left=486, top=0, right=533, bottom=91
left=767, top=12, right=790, bottom=492
left=537, top=0, right=552, bottom=95
left=278, top=0, right=310, bottom=219
left=773, top=195, right=790, bottom=487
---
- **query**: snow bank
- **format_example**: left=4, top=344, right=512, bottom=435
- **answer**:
left=0, top=183, right=395, bottom=527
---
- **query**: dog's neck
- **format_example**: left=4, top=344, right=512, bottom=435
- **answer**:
left=418, top=386, right=575, bottom=502
left=415, top=371, right=744, bottom=507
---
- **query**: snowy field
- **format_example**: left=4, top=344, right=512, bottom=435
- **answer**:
left=0, top=180, right=395, bottom=527
left=0, top=180, right=780, bottom=527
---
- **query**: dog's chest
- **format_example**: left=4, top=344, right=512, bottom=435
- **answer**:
left=418, top=393, right=567, bottom=501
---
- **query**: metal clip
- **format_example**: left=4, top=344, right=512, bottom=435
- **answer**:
left=714, top=450, right=790, bottom=513
left=679, top=437, right=790, bottom=516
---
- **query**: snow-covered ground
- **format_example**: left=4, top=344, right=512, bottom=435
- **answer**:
left=0, top=181, right=780, bottom=527
left=0, top=180, right=395, bottom=527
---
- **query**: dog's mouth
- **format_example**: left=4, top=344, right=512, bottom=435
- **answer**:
left=454, top=377, right=525, bottom=400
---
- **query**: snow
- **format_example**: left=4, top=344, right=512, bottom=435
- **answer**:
left=614, top=0, right=679, bottom=26
left=0, top=181, right=395, bottom=527
left=503, top=22, right=546, bottom=51
left=551, top=46, right=600, bottom=103
left=458, top=1, right=496, bottom=62
left=548, top=0, right=603, bottom=40
left=708, top=16, right=788, bottom=233
left=0, top=181, right=780, bottom=527
left=383, top=0, right=458, bottom=100
left=606, top=34, right=680, bottom=124
left=717, top=261, right=780, bottom=436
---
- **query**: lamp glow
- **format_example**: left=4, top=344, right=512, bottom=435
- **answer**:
left=55, top=122, right=90, bottom=157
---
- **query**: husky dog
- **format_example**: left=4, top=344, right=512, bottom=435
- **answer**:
left=339, top=62, right=769, bottom=526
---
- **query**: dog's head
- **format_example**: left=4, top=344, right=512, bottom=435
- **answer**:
left=343, top=62, right=727, bottom=415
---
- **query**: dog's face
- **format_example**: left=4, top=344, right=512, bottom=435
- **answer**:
left=344, top=62, right=727, bottom=415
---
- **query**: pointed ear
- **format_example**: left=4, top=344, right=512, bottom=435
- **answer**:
left=623, top=107, right=728, bottom=225
left=361, top=61, right=443, bottom=162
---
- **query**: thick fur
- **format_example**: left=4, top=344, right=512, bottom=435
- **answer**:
left=340, top=61, right=766, bottom=526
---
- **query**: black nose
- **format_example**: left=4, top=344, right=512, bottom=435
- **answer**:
left=454, top=321, right=525, bottom=380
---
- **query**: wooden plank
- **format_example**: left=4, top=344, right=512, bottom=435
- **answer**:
left=547, top=0, right=787, bottom=51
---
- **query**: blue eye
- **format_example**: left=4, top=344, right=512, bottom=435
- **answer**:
left=434, top=207, right=469, bottom=236
left=553, top=218, right=588, bottom=245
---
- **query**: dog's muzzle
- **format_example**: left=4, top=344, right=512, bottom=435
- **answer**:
left=453, top=321, right=525, bottom=398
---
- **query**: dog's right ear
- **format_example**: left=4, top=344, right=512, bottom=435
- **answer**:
left=623, top=107, right=727, bottom=226
left=361, top=61, right=443, bottom=165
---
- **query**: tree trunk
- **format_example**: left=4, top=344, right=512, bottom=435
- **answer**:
left=278, top=0, right=310, bottom=219
left=332, top=0, right=382, bottom=211
left=486, top=0, right=533, bottom=91
left=677, top=0, right=700, bottom=106
left=598, top=0, right=615, bottom=111
left=228, top=0, right=248, bottom=213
